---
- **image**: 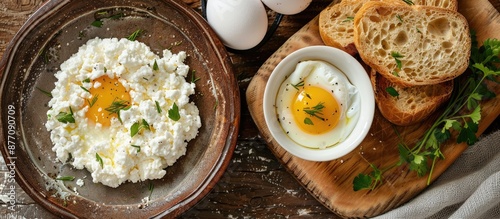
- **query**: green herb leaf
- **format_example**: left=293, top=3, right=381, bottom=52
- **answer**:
left=148, top=182, right=154, bottom=199
left=110, top=13, right=124, bottom=20
left=130, top=122, right=140, bottom=137
left=83, top=78, right=91, bottom=83
left=56, top=176, right=75, bottom=181
left=391, top=51, right=404, bottom=70
left=343, top=16, right=354, bottom=22
left=87, top=96, right=98, bottom=108
left=80, top=86, right=90, bottom=93
left=96, top=153, right=103, bottom=168
left=91, top=20, right=103, bottom=28
left=304, top=117, right=314, bottom=125
left=291, top=80, right=305, bottom=90
left=303, top=102, right=326, bottom=121
left=153, top=59, right=159, bottom=71
left=353, top=173, right=372, bottom=191
left=56, top=107, right=75, bottom=124
left=127, top=29, right=142, bottom=41
left=105, top=99, right=130, bottom=115
left=130, top=119, right=150, bottom=137
left=131, top=145, right=141, bottom=153
left=386, top=86, right=399, bottom=97
left=155, top=101, right=162, bottom=113
left=168, top=103, right=181, bottom=121
left=191, top=70, right=200, bottom=83
left=402, top=0, right=415, bottom=5
left=37, top=87, right=53, bottom=98
left=396, top=14, right=403, bottom=23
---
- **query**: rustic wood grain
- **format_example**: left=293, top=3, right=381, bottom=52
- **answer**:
left=1, top=0, right=499, bottom=218
left=0, top=0, right=337, bottom=218
left=246, top=0, right=500, bottom=218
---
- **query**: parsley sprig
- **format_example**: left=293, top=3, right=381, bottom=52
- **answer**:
left=130, top=119, right=151, bottom=137
left=353, top=33, right=500, bottom=191
left=56, top=107, right=75, bottom=124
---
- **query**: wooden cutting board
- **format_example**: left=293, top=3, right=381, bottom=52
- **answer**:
left=246, top=0, right=500, bottom=217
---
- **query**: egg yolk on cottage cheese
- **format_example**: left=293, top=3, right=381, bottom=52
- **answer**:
left=85, top=76, right=131, bottom=126
left=45, top=37, right=201, bottom=188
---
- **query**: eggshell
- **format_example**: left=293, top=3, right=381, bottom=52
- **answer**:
left=207, top=0, right=268, bottom=50
left=261, top=0, right=312, bottom=15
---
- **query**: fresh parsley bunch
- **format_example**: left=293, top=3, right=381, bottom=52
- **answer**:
left=353, top=32, right=500, bottom=191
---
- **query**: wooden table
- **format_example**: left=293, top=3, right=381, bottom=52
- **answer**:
left=1, top=0, right=498, bottom=218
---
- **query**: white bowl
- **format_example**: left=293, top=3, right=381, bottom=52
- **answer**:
left=263, top=46, right=375, bottom=161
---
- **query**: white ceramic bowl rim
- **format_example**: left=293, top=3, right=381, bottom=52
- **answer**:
left=263, top=46, right=375, bottom=161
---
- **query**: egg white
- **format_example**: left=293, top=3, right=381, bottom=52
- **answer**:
left=275, top=60, right=360, bottom=149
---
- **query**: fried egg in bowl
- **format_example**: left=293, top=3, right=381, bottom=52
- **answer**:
left=263, top=46, right=375, bottom=161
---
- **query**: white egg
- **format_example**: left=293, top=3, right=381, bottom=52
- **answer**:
left=275, top=60, right=360, bottom=149
left=261, top=0, right=312, bottom=15
left=206, top=0, right=268, bottom=50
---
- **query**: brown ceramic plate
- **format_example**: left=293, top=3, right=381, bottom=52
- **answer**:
left=0, top=0, right=239, bottom=218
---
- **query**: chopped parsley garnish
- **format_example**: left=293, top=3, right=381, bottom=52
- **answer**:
left=155, top=101, right=162, bottom=113
left=303, top=102, right=326, bottom=124
left=96, top=153, right=103, bottom=168
left=130, top=119, right=151, bottom=137
left=291, top=80, right=305, bottom=90
left=391, top=51, right=404, bottom=70
left=91, top=20, right=103, bottom=28
left=343, top=16, right=354, bottom=22
left=396, top=14, right=403, bottom=23
left=87, top=96, right=98, bottom=108
left=127, top=29, right=142, bottom=41
left=304, top=117, right=314, bottom=125
left=168, top=103, right=181, bottom=121
left=37, top=87, right=53, bottom=98
left=148, top=182, right=154, bottom=199
left=153, top=59, right=159, bottom=71
left=56, top=107, right=75, bottom=124
left=191, top=70, right=200, bottom=83
left=131, top=145, right=141, bottom=153
left=80, top=86, right=90, bottom=93
left=105, top=99, right=130, bottom=115
left=386, top=86, right=399, bottom=97
left=56, top=176, right=75, bottom=181
left=402, top=0, right=415, bottom=5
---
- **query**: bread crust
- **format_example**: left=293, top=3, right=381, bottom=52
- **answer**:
left=353, top=1, right=470, bottom=86
left=319, top=0, right=458, bottom=56
left=370, top=69, right=453, bottom=126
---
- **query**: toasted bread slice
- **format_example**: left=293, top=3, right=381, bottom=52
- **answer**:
left=370, top=69, right=453, bottom=126
left=319, top=0, right=458, bottom=55
left=353, top=1, right=470, bottom=86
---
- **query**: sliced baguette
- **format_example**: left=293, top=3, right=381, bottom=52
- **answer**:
left=370, top=69, right=453, bottom=126
left=353, top=1, right=470, bottom=86
left=319, top=0, right=458, bottom=55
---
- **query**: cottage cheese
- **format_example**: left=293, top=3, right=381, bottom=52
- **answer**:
left=45, top=37, right=201, bottom=188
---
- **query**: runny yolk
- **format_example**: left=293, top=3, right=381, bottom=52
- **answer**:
left=85, top=76, right=131, bottom=127
left=291, top=86, right=340, bottom=135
